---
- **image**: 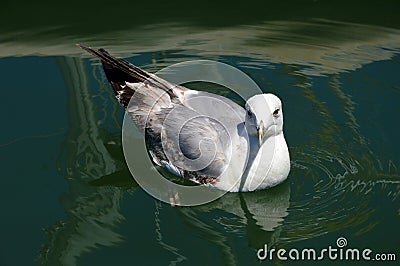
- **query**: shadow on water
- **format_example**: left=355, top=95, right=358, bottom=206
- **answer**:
left=26, top=20, right=400, bottom=265
left=38, top=57, right=137, bottom=265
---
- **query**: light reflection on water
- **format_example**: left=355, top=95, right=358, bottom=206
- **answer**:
left=1, top=20, right=398, bottom=265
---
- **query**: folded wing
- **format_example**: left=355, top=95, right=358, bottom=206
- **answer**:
left=78, top=45, right=241, bottom=183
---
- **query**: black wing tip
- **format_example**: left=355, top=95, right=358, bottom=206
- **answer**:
left=76, top=43, right=91, bottom=52
left=75, top=43, right=158, bottom=93
left=98, top=48, right=109, bottom=54
left=76, top=43, right=110, bottom=57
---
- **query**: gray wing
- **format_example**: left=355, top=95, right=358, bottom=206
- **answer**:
left=155, top=91, right=246, bottom=182
left=156, top=103, right=232, bottom=180
left=79, top=45, right=245, bottom=183
left=122, top=81, right=239, bottom=180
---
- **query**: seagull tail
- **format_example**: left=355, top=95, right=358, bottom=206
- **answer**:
left=76, top=44, right=150, bottom=83
left=77, top=44, right=152, bottom=108
left=77, top=44, right=179, bottom=109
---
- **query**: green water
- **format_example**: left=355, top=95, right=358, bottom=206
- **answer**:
left=0, top=1, right=399, bottom=265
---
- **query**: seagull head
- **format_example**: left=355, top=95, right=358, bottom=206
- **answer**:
left=245, top=93, right=284, bottom=146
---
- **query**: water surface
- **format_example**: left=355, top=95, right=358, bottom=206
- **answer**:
left=0, top=7, right=399, bottom=266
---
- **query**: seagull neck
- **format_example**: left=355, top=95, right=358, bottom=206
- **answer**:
left=239, top=132, right=287, bottom=191
left=250, top=132, right=284, bottom=152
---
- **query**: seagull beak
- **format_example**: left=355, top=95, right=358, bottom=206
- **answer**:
left=258, top=128, right=263, bottom=146
left=257, top=120, right=264, bottom=146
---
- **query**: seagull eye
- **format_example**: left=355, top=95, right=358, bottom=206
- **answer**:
left=273, top=108, right=280, bottom=118
left=247, top=109, right=253, bottom=118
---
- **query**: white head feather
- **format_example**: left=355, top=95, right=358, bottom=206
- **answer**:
left=245, top=93, right=284, bottom=145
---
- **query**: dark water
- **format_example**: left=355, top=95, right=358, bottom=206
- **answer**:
left=1, top=1, right=399, bottom=265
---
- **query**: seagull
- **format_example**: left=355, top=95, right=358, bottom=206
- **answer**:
left=78, top=44, right=290, bottom=192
